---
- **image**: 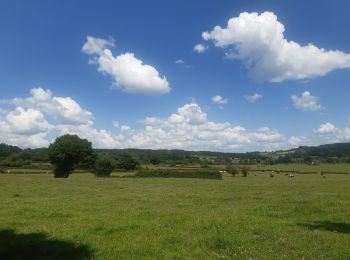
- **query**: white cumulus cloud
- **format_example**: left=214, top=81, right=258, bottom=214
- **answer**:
left=81, top=36, right=115, bottom=55
left=0, top=89, right=291, bottom=151
left=56, top=124, right=123, bottom=149
left=125, top=103, right=285, bottom=151
left=245, top=93, right=263, bottom=103
left=97, top=50, right=170, bottom=94
left=212, top=95, right=228, bottom=105
left=193, top=43, right=208, bottom=53
left=0, top=106, right=52, bottom=148
left=288, top=136, right=310, bottom=147
left=1, top=107, right=52, bottom=135
left=291, top=91, right=322, bottom=112
left=83, top=36, right=170, bottom=95
left=0, top=88, right=95, bottom=147
left=315, top=122, right=337, bottom=134
left=6, top=88, right=94, bottom=125
left=202, top=12, right=350, bottom=82
left=314, top=122, right=350, bottom=143
left=176, top=103, right=208, bottom=124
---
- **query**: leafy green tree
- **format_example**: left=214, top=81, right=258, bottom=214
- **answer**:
left=94, top=157, right=114, bottom=177
left=48, top=134, right=94, bottom=178
left=76, top=152, right=98, bottom=170
left=116, top=154, right=140, bottom=171
left=226, top=163, right=238, bottom=176
left=0, top=143, right=21, bottom=158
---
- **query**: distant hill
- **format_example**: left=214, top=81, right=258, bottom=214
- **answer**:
left=290, top=142, right=350, bottom=158
left=1, top=142, right=350, bottom=165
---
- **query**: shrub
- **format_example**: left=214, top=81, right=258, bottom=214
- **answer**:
left=0, top=158, right=30, bottom=168
left=241, top=166, right=250, bottom=177
left=94, top=157, right=114, bottom=177
left=116, top=154, right=140, bottom=171
left=135, top=169, right=222, bottom=180
left=226, top=164, right=238, bottom=176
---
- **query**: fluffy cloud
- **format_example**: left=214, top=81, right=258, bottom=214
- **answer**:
left=175, top=103, right=208, bottom=124
left=245, top=93, right=263, bottom=103
left=122, top=103, right=285, bottom=151
left=193, top=44, right=208, bottom=53
left=291, top=91, right=322, bottom=112
left=81, top=36, right=115, bottom=55
left=6, top=88, right=94, bottom=125
left=336, top=128, right=350, bottom=141
left=1, top=89, right=292, bottom=151
left=97, top=51, right=170, bottom=94
left=83, top=36, right=170, bottom=95
left=0, top=88, right=95, bottom=148
left=0, top=132, right=50, bottom=148
left=315, top=122, right=336, bottom=134
left=202, top=12, right=350, bottom=82
left=249, top=127, right=283, bottom=142
left=0, top=106, right=52, bottom=148
left=1, top=107, right=51, bottom=135
left=56, top=124, right=123, bottom=149
left=288, top=136, right=310, bottom=147
left=314, top=122, right=350, bottom=142
left=212, top=95, right=228, bottom=105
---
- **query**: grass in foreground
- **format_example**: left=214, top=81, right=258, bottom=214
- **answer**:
left=0, top=172, right=350, bottom=259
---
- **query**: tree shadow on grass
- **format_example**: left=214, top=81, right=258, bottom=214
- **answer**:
left=297, top=221, right=350, bottom=234
left=0, top=229, right=93, bottom=259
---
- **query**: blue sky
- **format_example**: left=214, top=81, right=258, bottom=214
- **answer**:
left=1, top=0, right=350, bottom=151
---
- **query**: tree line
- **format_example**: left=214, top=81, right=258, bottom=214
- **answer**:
left=1, top=136, right=350, bottom=174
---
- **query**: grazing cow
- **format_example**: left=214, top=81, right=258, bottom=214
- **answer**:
left=269, top=172, right=274, bottom=178
left=289, top=173, right=295, bottom=178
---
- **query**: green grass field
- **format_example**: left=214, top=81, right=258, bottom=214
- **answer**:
left=248, top=163, right=350, bottom=173
left=1, top=170, right=350, bottom=259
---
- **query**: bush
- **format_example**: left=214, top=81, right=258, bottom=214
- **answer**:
left=241, top=166, right=250, bottom=177
left=116, top=154, right=140, bottom=171
left=226, top=164, right=238, bottom=176
left=94, top=157, right=114, bottom=177
left=135, top=169, right=222, bottom=180
left=0, top=158, right=31, bottom=168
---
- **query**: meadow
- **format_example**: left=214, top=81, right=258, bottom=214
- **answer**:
left=1, top=166, right=350, bottom=259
